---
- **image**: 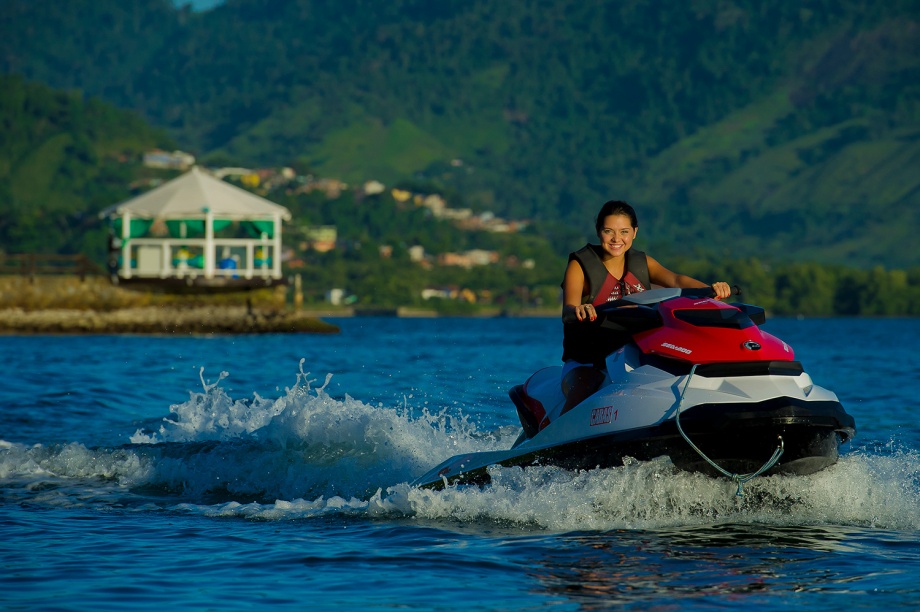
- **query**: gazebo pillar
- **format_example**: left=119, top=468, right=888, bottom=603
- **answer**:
left=121, top=211, right=132, bottom=279
left=273, top=214, right=282, bottom=279
left=204, top=208, right=215, bottom=278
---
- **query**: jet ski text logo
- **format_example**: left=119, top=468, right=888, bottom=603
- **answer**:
left=590, top=405, right=617, bottom=426
left=661, top=342, right=692, bottom=355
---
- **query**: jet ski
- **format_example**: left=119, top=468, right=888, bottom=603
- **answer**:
left=414, top=287, right=856, bottom=492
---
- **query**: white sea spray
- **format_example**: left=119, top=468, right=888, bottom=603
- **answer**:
left=3, top=359, right=919, bottom=532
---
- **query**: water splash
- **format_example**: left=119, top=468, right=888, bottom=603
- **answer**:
left=2, top=361, right=919, bottom=532
left=378, top=450, right=920, bottom=532
left=136, top=450, right=920, bottom=533
left=1, top=361, right=507, bottom=503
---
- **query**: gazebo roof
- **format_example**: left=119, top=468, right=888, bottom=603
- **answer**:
left=100, top=166, right=292, bottom=221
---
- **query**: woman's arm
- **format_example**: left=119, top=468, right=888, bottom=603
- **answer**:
left=562, top=259, right=595, bottom=321
left=647, top=256, right=731, bottom=299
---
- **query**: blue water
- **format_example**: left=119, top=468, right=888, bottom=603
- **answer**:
left=2, top=317, right=919, bottom=610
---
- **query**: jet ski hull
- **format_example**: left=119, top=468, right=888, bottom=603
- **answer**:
left=414, top=397, right=854, bottom=489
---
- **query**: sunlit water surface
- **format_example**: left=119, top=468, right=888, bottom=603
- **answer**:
left=2, top=317, right=919, bottom=610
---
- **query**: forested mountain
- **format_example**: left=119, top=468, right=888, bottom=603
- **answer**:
left=0, top=76, right=174, bottom=261
left=2, top=0, right=919, bottom=267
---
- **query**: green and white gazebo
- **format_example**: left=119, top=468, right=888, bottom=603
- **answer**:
left=100, top=166, right=292, bottom=287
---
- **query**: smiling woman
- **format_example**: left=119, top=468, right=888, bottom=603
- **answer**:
left=560, top=200, right=732, bottom=413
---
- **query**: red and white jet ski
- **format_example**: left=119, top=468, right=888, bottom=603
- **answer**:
left=414, top=287, right=856, bottom=491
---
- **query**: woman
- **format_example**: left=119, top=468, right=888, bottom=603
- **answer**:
left=560, top=200, right=732, bottom=413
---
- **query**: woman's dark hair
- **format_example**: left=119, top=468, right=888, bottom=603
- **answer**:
left=595, top=200, right=638, bottom=234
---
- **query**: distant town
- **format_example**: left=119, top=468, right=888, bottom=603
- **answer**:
left=140, top=149, right=538, bottom=307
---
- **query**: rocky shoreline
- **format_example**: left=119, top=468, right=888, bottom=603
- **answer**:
left=0, top=275, right=339, bottom=335
left=0, top=306, right=340, bottom=335
left=0, top=276, right=555, bottom=334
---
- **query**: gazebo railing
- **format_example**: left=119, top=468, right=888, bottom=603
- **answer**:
left=121, top=237, right=280, bottom=280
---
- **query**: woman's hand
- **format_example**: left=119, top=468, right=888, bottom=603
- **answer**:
left=711, top=282, right=732, bottom=300
left=574, top=303, right=597, bottom=321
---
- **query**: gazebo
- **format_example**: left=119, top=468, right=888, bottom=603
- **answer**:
left=100, top=166, right=292, bottom=288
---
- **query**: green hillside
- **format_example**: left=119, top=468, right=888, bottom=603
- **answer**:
left=0, top=76, right=175, bottom=260
left=630, top=17, right=920, bottom=268
left=634, top=93, right=920, bottom=267
left=1, top=0, right=919, bottom=267
left=0, top=74, right=918, bottom=316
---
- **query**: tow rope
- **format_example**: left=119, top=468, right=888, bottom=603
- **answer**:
left=674, top=364, right=784, bottom=497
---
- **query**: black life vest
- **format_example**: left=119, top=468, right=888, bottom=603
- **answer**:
left=562, top=245, right=651, bottom=365
left=569, top=244, right=650, bottom=303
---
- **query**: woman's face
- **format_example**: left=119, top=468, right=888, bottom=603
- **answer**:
left=597, top=214, right=637, bottom=259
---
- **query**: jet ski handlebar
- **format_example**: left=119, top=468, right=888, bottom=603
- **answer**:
left=684, top=284, right=742, bottom=298
left=563, top=285, right=742, bottom=326
left=614, top=284, right=741, bottom=305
